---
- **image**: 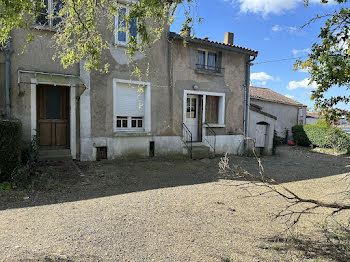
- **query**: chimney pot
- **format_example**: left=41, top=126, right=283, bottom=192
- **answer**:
left=224, top=32, right=234, bottom=45
left=204, top=37, right=209, bottom=40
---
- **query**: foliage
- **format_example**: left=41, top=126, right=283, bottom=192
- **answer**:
left=273, top=131, right=285, bottom=155
left=326, top=126, right=350, bottom=152
left=296, top=0, right=350, bottom=121
left=0, top=181, right=14, bottom=192
left=303, top=125, right=330, bottom=148
left=21, top=132, right=40, bottom=164
left=292, top=123, right=350, bottom=151
left=0, top=0, right=198, bottom=72
left=292, top=125, right=311, bottom=146
left=315, top=119, right=330, bottom=128
left=0, top=119, right=22, bottom=182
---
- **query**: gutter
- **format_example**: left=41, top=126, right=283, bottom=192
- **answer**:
left=4, top=38, right=12, bottom=118
left=243, top=54, right=257, bottom=149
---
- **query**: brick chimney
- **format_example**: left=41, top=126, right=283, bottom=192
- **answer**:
left=224, top=32, right=234, bottom=45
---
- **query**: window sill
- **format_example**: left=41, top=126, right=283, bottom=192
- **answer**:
left=204, top=123, right=225, bottom=128
left=195, top=68, right=223, bottom=76
left=31, top=25, right=57, bottom=32
left=114, top=131, right=151, bottom=137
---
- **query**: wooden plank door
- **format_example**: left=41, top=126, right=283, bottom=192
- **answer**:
left=255, top=124, right=267, bottom=148
left=37, top=85, right=70, bottom=147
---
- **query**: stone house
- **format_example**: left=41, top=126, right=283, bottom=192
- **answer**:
left=0, top=1, right=258, bottom=161
left=249, top=86, right=307, bottom=154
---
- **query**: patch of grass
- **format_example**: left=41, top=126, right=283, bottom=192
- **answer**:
left=312, top=147, right=348, bottom=156
left=0, top=181, right=14, bottom=192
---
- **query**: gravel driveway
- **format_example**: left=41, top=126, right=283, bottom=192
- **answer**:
left=1, top=146, right=350, bottom=261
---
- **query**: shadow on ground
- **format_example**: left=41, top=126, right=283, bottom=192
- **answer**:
left=0, top=145, right=349, bottom=210
left=266, top=233, right=350, bottom=262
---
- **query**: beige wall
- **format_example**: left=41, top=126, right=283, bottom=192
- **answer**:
left=171, top=40, right=247, bottom=136
left=251, top=99, right=301, bottom=138
left=9, top=29, right=79, bottom=141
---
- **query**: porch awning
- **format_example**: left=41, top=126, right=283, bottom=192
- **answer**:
left=36, top=74, right=84, bottom=87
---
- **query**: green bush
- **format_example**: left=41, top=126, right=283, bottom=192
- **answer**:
left=303, top=125, right=330, bottom=148
left=292, top=125, right=311, bottom=146
left=326, top=127, right=350, bottom=152
left=0, top=119, right=22, bottom=182
left=292, top=123, right=350, bottom=152
left=315, top=118, right=330, bottom=128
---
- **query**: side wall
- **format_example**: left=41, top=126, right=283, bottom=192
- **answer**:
left=251, top=99, right=299, bottom=138
left=0, top=51, right=5, bottom=116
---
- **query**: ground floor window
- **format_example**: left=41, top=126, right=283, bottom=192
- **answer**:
left=113, top=79, right=151, bottom=133
left=205, top=96, right=219, bottom=124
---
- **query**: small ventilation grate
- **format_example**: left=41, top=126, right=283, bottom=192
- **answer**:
left=96, top=147, right=108, bottom=161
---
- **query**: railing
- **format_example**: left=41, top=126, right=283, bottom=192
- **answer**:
left=182, top=123, right=193, bottom=159
left=196, top=64, right=223, bottom=73
left=203, top=123, right=216, bottom=155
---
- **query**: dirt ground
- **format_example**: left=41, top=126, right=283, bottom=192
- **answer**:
left=0, top=146, right=350, bottom=261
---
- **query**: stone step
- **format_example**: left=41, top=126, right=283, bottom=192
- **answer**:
left=191, top=145, right=214, bottom=160
left=39, top=149, right=72, bottom=161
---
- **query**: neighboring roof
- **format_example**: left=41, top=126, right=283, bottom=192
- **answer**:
left=306, top=111, right=323, bottom=119
left=250, top=103, right=277, bottom=120
left=168, top=32, right=258, bottom=56
left=250, top=86, right=307, bottom=107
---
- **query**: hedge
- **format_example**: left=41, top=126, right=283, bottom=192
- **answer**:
left=292, top=124, right=350, bottom=151
left=0, top=119, right=22, bottom=182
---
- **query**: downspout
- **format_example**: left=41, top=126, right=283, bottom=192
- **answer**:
left=4, top=37, right=12, bottom=118
left=243, top=54, right=257, bottom=150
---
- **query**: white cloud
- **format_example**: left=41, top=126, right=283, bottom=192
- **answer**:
left=286, top=78, right=318, bottom=90
left=272, top=25, right=297, bottom=33
left=285, top=94, right=295, bottom=99
left=251, top=72, right=277, bottom=86
left=292, top=48, right=310, bottom=56
left=230, top=0, right=334, bottom=16
left=264, top=37, right=270, bottom=41
left=251, top=72, right=274, bottom=81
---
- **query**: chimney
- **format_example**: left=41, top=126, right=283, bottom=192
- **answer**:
left=224, top=32, right=234, bottom=45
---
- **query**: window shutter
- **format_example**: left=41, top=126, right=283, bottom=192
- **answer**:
left=116, top=83, right=145, bottom=116
left=205, top=96, right=219, bottom=124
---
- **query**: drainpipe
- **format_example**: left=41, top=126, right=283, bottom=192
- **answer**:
left=4, top=37, right=12, bottom=118
left=243, top=54, right=257, bottom=151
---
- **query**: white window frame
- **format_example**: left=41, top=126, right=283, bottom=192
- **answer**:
left=35, top=0, right=60, bottom=28
left=114, top=5, right=139, bottom=46
left=183, top=90, right=225, bottom=128
left=113, top=79, right=151, bottom=133
left=197, top=49, right=218, bottom=70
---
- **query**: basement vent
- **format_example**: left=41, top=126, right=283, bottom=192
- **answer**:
left=149, top=141, right=155, bottom=157
left=96, top=147, right=108, bottom=161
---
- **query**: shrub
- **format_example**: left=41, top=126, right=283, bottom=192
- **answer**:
left=315, top=118, right=330, bottom=128
left=273, top=131, right=285, bottom=155
left=326, top=127, right=350, bottom=152
left=292, top=125, right=311, bottom=146
left=303, top=125, right=330, bottom=148
left=0, top=119, right=22, bottom=182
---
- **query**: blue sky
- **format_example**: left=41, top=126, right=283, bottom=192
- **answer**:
left=170, top=0, right=350, bottom=110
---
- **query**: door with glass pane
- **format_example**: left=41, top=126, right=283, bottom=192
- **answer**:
left=37, top=85, right=70, bottom=147
left=185, top=95, right=199, bottom=142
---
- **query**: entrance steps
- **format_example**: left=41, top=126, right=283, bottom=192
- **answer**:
left=191, top=142, right=214, bottom=160
left=39, top=148, right=72, bottom=161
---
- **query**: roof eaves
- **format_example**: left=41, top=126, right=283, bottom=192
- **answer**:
left=168, top=32, right=258, bottom=56
left=251, top=96, right=304, bottom=107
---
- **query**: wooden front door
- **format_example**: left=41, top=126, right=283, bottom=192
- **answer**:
left=37, top=85, right=70, bottom=147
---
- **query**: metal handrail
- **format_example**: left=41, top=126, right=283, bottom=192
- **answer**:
left=203, top=123, right=216, bottom=155
left=195, top=64, right=223, bottom=73
left=182, top=123, right=193, bottom=159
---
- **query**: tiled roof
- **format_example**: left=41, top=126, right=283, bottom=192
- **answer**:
left=250, top=86, right=306, bottom=107
left=168, top=32, right=258, bottom=56
left=306, top=111, right=322, bottom=118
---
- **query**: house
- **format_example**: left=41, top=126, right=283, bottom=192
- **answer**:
left=0, top=1, right=258, bottom=161
left=306, top=111, right=322, bottom=125
left=249, top=87, right=306, bottom=154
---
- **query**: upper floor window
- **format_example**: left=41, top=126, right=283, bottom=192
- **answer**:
left=196, top=49, right=222, bottom=73
left=36, top=0, right=63, bottom=27
left=115, top=6, right=138, bottom=45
